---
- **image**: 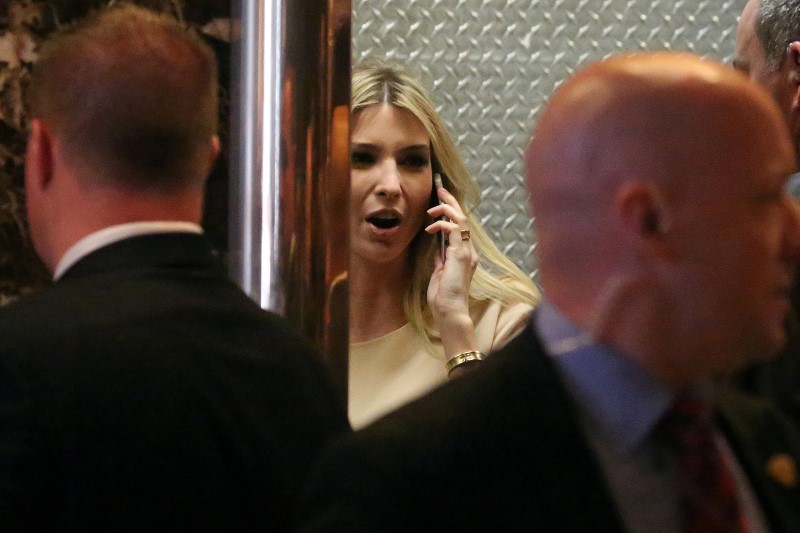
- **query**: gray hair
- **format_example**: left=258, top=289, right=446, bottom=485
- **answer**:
left=756, top=0, right=800, bottom=69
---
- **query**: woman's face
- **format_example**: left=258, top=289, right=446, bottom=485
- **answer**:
left=350, top=104, right=433, bottom=267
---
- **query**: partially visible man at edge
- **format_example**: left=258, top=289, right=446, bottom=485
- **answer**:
left=301, top=53, right=800, bottom=532
left=0, top=4, right=348, bottom=531
left=735, top=0, right=800, bottom=427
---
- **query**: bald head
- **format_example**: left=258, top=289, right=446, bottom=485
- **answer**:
left=527, top=53, right=800, bottom=383
left=529, top=53, right=791, bottom=284
left=529, top=53, right=787, bottom=210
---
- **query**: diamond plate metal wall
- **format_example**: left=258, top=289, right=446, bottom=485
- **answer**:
left=353, top=0, right=743, bottom=279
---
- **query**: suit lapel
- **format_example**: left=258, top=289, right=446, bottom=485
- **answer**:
left=494, top=325, right=629, bottom=531
left=716, top=393, right=800, bottom=532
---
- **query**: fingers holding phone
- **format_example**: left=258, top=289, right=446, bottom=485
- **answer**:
left=425, top=174, right=478, bottom=285
left=425, top=173, right=479, bottom=352
left=432, top=173, right=447, bottom=262
left=426, top=174, right=476, bottom=261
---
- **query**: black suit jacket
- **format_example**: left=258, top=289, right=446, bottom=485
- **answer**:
left=734, top=277, right=800, bottom=428
left=0, top=233, right=349, bottom=531
left=302, top=322, right=800, bottom=532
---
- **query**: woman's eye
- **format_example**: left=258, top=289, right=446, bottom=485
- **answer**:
left=351, top=151, right=375, bottom=166
left=401, top=155, right=430, bottom=169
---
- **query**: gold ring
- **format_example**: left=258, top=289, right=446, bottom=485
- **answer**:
left=445, top=350, right=485, bottom=375
left=460, top=229, right=470, bottom=241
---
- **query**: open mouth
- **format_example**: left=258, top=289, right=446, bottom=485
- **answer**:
left=367, top=214, right=401, bottom=229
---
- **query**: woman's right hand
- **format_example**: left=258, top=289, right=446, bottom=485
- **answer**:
left=425, top=186, right=480, bottom=364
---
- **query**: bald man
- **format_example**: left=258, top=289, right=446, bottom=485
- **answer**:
left=301, top=54, right=800, bottom=532
left=0, top=5, right=348, bottom=530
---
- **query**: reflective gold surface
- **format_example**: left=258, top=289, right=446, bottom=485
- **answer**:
left=232, top=0, right=350, bottom=397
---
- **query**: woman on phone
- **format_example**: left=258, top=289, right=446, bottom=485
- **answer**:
left=349, top=61, right=539, bottom=428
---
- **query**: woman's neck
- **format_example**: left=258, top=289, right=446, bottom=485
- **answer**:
left=349, top=255, right=411, bottom=343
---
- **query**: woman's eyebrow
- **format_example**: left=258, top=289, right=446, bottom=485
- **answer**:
left=397, top=144, right=431, bottom=153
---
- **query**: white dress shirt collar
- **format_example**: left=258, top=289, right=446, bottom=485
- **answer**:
left=53, top=221, right=203, bottom=281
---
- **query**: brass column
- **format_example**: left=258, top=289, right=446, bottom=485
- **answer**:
left=231, top=0, right=350, bottom=398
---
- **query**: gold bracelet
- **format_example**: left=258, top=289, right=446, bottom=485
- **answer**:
left=445, top=350, right=486, bottom=375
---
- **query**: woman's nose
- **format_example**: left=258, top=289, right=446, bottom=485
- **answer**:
left=375, top=159, right=402, bottom=199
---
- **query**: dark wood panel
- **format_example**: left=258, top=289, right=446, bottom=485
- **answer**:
left=0, top=0, right=232, bottom=305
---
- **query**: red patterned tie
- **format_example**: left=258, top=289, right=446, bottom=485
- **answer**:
left=659, top=397, right=745, bottom=533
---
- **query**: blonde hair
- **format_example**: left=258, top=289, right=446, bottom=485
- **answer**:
left=352, top=60, right=540, bottom=341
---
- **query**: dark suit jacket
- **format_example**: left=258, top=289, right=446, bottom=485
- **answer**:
left=734, top=277, right=800, bottom=428
left=302, top=323, right=800, bottom=532
left=0, top=233, right=349, bottom=531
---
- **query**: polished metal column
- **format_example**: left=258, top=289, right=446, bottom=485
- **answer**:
left=231, top=0, right=351, bottom=396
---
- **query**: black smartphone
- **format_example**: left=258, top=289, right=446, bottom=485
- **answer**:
left=432, top=173, right=447, bottom=262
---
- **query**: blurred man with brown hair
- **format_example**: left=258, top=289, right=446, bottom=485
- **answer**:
left=0, top=5, right=348, bottom=530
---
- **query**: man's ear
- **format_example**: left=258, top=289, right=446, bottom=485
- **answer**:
left=782, top=43, right=800, bottom=134
left=25, top=119, right=54, bottom=192
left=788, top=41, right=800, bottom=84
left=209, top=135, right=221, bottom=167
left=615, top=181, right=672, bottom=247
left=196, top=134, right=221, bottom=182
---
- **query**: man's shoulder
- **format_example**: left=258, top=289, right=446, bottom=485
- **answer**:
left=385, top=323, right=547, bottom=419
left=717, top=388, right=800, bottom=467
left=301, top=323, right=624, bottom=531
left=0, top=284, right=68, bottom=342
left=717, top=386, right=800, bottom=444
left=352, top=322, right=554, bottom=435
left=0, top=254, right=319, bottom=386
left=320, top=323, right=573, bottom=484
